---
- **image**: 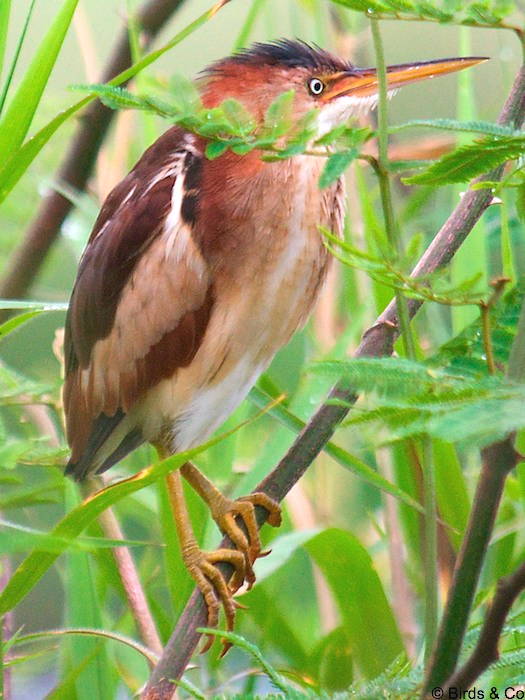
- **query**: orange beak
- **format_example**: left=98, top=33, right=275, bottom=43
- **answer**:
left=322, top=56, right=488, bottom=101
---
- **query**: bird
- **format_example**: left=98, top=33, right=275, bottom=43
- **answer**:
left=63, top=39, right=485, bottom=646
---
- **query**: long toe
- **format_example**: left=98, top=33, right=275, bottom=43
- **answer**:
left=239, top=492, right=282, bottom=528
left=214, top=492, right=282, bottom=578
left=184, top=546, right=247, bottom=653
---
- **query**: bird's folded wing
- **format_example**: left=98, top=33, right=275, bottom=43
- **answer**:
left=63, top=128, right=212, bottom=469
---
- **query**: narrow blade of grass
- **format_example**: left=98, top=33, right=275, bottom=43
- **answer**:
left=0, top=0, right=79, bottom=159
left=63, top=481, right=116, bottom=699
left=0, top=310, right=43, bottom=340
left=0, top=0, right=34, bottom=117
left=0, top=0, right=11, bottom=88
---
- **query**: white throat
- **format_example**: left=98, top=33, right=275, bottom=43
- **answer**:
left=315, top=91, right=396, bottom=137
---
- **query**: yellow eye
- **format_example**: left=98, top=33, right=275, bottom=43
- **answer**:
left=308, top=78, right=325, bottom=96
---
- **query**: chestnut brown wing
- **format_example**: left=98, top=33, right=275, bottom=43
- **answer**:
left=64, top=128, right=212, bottom=479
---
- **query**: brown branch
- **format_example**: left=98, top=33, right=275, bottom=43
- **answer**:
left=445, top=550, right=525, bottom=690
left=142, top=65, right=525, bottom=700
left=0, top=0, right=187, bottom=305
left=423, top=437, right=521, bottom=695
left=0, top=557, right=12, bottom=700
left=97, top=505, right=163, bottom=660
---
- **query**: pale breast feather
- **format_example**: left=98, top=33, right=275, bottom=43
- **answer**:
left=64, top=128, right=212, bottom=478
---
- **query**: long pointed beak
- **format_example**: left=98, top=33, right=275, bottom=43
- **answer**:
left=322, top=56, right=488, bottom=101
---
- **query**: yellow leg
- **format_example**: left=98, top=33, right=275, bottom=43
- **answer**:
left=180, top=461, right=282, bottom=587
left=164, top=468, right=247, bottom=653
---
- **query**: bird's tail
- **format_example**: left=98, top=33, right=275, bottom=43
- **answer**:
left=65, top=410, right=144, bottom=481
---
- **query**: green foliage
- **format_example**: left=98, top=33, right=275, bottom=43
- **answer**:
left=311, top=283, right=525, bottom=448
left=319, top=149, right=359, bottom=188
left=0, top=1, right=10, bottom=84
left=390, top=118, right=520, bottom=139
left=306, top=529, right=405, bottom=678
left=0, top=518, right=153, bottom=553
left=322, top=228, right=484, bottom=305
left=329, top=0, right=519, bottom=27
left=74, top=82, right=373, bottom=187
left=404, top=136, right=525, bottom=185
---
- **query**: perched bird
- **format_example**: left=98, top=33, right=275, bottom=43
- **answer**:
left=63, top=39, right=484, bottom=641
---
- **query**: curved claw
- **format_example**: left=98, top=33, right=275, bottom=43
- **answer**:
left=213, top=492, right=282, bottom=575
left=183, top=546, right=245, bottom=654
left=238, top=492, right=282, bottom=529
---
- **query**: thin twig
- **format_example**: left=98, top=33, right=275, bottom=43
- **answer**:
left=97, top=505, right=163, bottom=660
left=370, top=17, right=437, bottom=657
left=0, top=0, right=188, bottom=306
left=142, top=65, right=525, bottom=700
left=422, top=436, right=520, bottom=695
left=445, top=559, right=525, bottom=690
left=480, top=302, right=496, bottom=374
left=479, top=277, right=510, bottom=375
left=0, top=558, right=12, bottom=700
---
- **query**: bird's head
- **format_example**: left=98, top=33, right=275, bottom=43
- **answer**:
left=202, top=39, right=486, bottom=136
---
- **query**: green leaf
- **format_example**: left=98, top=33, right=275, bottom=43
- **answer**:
left=0, top=310, right=43, bottom=340
left=0, top=519, right=151, bottom=553
left=0, top=0, right=12, bottom=93
left=433, top=440, right=470, bottom=549
left=263, top=89, right=295, bottom=137
left=196, top=629, right=292, bottom=693
left=71, top=83, right=149, bottom=111
left=168, top=73, right=201, bottom=113
left=0, top=299, right=67, bottom=311
left=63, top=481, right=116, bottom=700
left=13, top=628, right=158, bottom=665
left=310, top=356, right=465, bottom=395
left=305, top=528, right=405, bottom=678
left=221, top=98, right=255, bottom=135
left=424, top=394, right=525, bottom=443
left=0, top=485, right=61, bottom=509
left=252, top=529, right=321, bottom=583
left=319, top=149, right=358, bottom=188
left=390, top=118, right=519, bottom=138
left=0, top=0, right=34, bottom=117
left=464, top=1, right=499, bottom=24
left=0, top=99, right=90, bottom=204
left=205, top=140, right=229, bottom=159
left=381, top=0, right=415, bottom=10
left=414, top=0, right=453, bottom=20
left=0, top=0, right=79, bottom=163
left=404, top=136, right=525, bottom=185
left=314, top=627, right=354, bottom=692
left=330, top=0, right=388, bottom=11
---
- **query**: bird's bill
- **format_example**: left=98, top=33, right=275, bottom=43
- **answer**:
left=322, top=56, right=488, bottom=101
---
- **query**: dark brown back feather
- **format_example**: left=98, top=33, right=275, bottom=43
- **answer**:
left=64, top=127, right=212, bottom=476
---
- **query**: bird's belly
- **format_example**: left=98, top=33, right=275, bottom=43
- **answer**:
left=137, top=240, right=327, bottom=453
left=162, top=355, right=267, bottom=452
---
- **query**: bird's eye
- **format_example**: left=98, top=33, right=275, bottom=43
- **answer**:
left=308, top=78, right=325, bottom=96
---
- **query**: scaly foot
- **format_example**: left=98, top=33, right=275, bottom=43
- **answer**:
left=183, top=542, right=248, bottom=654
left=209, top=491, right=282, bottom=588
